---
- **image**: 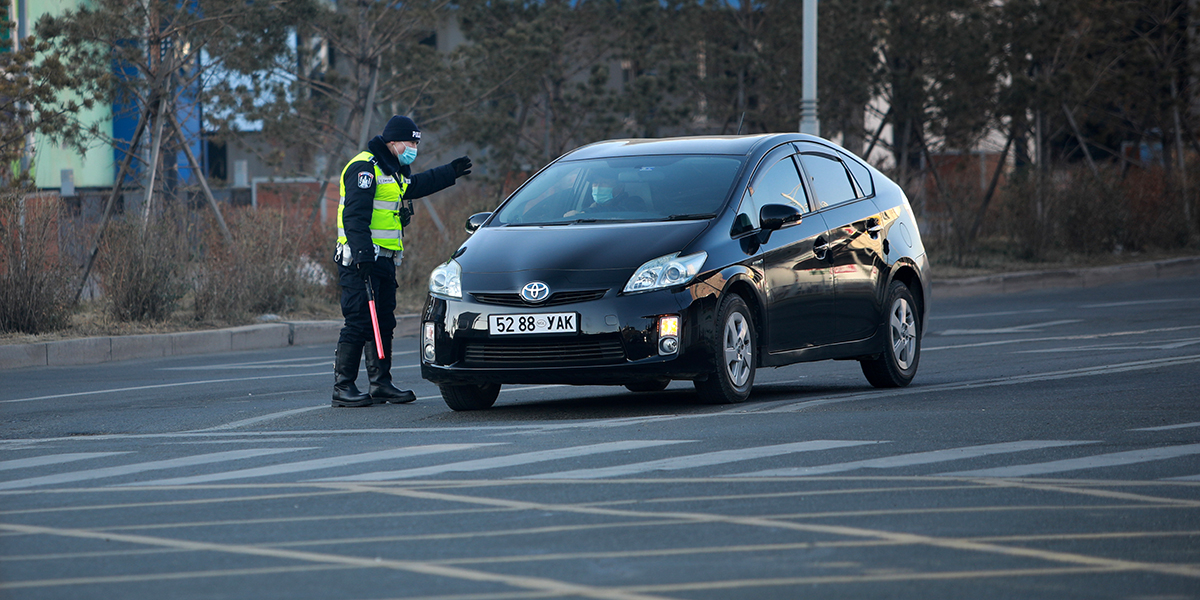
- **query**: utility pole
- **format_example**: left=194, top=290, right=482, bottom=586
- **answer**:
left=799, top=0, right=820, bottom=136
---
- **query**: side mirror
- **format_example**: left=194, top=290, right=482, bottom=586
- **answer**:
left=465, top=212, right=492, bottom=234
left=759, top=204, right=803, bottom=231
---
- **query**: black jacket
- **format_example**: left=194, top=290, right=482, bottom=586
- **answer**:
left=342, top=136, right=458, bottom=264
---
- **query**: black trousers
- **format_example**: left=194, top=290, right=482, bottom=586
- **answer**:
left=337, top=256, right=397, bottom=346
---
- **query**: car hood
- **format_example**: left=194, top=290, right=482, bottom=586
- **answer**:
left=456, top=221, right=710, bottom=291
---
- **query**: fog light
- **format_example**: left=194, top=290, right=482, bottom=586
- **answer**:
left=422, top=322, right=436, bottom=362
left=658, top=315, right=679, bottom=337
left=659, top=337, right=679, bottom=355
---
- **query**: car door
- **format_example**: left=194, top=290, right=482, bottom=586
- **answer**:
left=733, top=147, right=834, bottom=353
left=796, top=144, right=887, bottom=344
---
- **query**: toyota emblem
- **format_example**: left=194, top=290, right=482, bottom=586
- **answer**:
left=520, top=281, right=550, bottom=303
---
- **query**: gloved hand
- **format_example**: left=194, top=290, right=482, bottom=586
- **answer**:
left=356, top=260, right=373, bottom=281
left=451, top=156, right=472, bottom=179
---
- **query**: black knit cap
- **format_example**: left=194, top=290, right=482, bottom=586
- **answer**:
left=381, top=115, right=421, bottom=143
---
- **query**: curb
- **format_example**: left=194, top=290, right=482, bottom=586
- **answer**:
left=0, top=316, right=420, bottom=370
left=2, top=256, right=1197, bottom=370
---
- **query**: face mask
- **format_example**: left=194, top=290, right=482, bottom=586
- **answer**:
left=398, top=146, right=418, bottom=165
left=592, top=186, right=614, bottom=204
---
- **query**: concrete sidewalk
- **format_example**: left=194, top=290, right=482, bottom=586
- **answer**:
left=2, top=256, right=1197, bottom=370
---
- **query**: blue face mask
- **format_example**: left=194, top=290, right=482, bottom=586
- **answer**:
left=592, top=186, right=614, bottom=204
left=398, top=146, right=418, bottom=165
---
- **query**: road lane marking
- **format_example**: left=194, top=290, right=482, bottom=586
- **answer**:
left=125, top=444, right=501, bottom=486
left=924, top=324, right=1200, bottom=351
left=938, top=319, right=1082, bottom=336
left=753, top=354, right=1200, bottom=413
left=0, top=373, right=330, bottom=404
left=1081, top=298, right=1200, bottom=308
left=930, top=309, right=1054, bottom=320
left=1134, top=421, right=1200, bottom=431
left=191, top=406, right=328, bottom=431
left=1016, top=337, right=1200, bottom=353
left=0, top=448, right=311, bottom=490
left=937, top=443, right=1200, bottom=478
left=331, top=485, right=1200, bottom=579
left=0, top=522, right=677, bottom=600
left=0, top=564, right=358, bottom=590
left=517, top=440, right=880, bottom=480
left=0, top=452, right=130, bottom=471
left=317, top=440, right=692, bottom=482
left=732, top=441, right=1098, bottom=477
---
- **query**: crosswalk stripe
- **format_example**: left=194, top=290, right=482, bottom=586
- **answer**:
left=732, top=441, right=1098, bottom=477
left=517, top=440, right=880, bottom=480
left=0, top=452, right=130, bottom=472
left=936, top=443, right=1200, bottom=478
left=317, top=440, right=693, bottom=482
left=0, top=449, right=311, bottom=491
left=125, top=444, right=503, bottom=486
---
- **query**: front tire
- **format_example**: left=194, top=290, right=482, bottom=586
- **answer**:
left=860, top=281, right=921, bottom=388
left=440, top=383, right=501, bottom=411
left=694, top=294, right=756, bottom=404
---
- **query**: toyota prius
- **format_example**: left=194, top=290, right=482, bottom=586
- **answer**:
left=420, top=134, right=929, bottom=410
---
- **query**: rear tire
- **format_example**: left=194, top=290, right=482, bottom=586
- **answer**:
left=694, top=294, right=756, bottom=404
left=860, top=281, right=921, bottom=388
left=625, top=379, right=670, bottom=393
left=440, top=383, right=501, bottom=411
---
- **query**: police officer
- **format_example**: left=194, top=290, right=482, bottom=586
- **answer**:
left=333, top=115, right=472, bottom=407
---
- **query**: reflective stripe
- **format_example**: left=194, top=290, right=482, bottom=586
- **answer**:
left=370, top=229, right=401, bottom=240
left=373, top=200, right=400, bottom=211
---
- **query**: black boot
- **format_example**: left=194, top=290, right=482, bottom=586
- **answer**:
left=332, top=342, right=373, bottom=407
left=365, top=337, right=416, bottom=404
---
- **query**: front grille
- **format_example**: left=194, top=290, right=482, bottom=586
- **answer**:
left=472, top=289, right=607, bottom=308
left=462, top=337, right=626, bottom=366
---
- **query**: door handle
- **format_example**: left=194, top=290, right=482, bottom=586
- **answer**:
left=813, top=237, right=829, bottom=260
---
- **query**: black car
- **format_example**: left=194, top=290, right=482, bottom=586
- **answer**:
left=420, top=134, right=929, bottom=410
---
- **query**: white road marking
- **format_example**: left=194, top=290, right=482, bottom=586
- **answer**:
left=517, top=440, right=879, bottom=480
left=732, top=441, right=1097, bottom=477
left=0, top=452, right=130, bottom=472
left=752, top=355, right=1200, bottom=414
left=0, top=373, right=330, bottom=404
left=938, top=320, right=1082, bottom=336
left=930, top=309, right=1054, bottom=320
left=318, top=440, right=692, bottom=481
left=0, top=448, right=310, bottom=490
left=1081, top=298, right=1199, bottom=308
left=924, top=325, right=1200, bottom=351
left=1017, top=337, right=1200, bottom=353
left=936, top=443, right=1200, bottom=478
left=1133, top=422, right=1200, bottom=432
left=192, top=406, right=328, bottom=431
left=126, top=444, right=500, bottom=486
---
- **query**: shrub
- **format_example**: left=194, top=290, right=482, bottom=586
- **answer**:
left=98, top=209, right=188, bottom=322
left=0, top=192, right=73, bottom=333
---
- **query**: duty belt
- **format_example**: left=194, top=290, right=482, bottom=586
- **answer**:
left=376, top=247, right=397, bottom=258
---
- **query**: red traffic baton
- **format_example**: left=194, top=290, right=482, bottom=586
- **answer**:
left=363, top=274, right=386, bottom=360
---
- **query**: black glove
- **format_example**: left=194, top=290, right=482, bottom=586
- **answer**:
left=356, top=260, right=373, bottom=281
left=451, top=156, right=472, bottom=178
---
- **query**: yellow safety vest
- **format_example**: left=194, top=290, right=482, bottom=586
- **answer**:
left=337, top=151, right=410, bottom=251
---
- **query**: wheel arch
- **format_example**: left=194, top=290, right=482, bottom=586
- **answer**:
left=887, top=261, right=927, bottom=336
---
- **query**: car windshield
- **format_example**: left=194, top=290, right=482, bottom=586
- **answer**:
left=490, top=155, right=745, bottom=226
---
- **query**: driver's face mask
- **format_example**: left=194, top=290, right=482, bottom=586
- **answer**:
left=592, top=186, right=614, bottom=204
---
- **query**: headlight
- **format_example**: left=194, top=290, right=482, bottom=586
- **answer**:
left=623, top=251, right=707, bottom=294
left=429, top=259, right=462, bottom=298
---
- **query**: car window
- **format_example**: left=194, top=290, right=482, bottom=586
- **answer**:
left=734, top=155, right=807, bottom=235
left=836, top=149, right=874, bottom=197
left=491, top=155, right=745, bottom=226
left=798, top=153, right=858, bottom=208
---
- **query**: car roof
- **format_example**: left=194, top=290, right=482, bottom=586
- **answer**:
left=560, top=133, right=825, bottom=161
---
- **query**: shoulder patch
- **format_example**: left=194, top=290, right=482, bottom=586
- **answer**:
left=357, top=171, right=374, bottom=189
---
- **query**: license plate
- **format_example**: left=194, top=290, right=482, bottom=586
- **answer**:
left=488, top=313, right=577, bottom=335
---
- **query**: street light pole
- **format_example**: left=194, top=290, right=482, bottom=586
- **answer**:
left=799, top=0, right=820, bottom=136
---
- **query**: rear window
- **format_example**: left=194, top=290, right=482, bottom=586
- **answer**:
left=490, top=155, right=746, bottom=226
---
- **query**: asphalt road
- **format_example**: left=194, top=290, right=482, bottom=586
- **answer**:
left=1, top=275, right=1199, bottom=599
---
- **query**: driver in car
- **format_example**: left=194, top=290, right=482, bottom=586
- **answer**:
left=564, top=176, right=646, bottom=217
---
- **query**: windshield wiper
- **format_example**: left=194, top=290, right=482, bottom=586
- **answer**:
left=662, top=213, right=716, bottom=221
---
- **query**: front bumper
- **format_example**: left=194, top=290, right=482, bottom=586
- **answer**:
left=419, top=287, right=718, bottom=386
